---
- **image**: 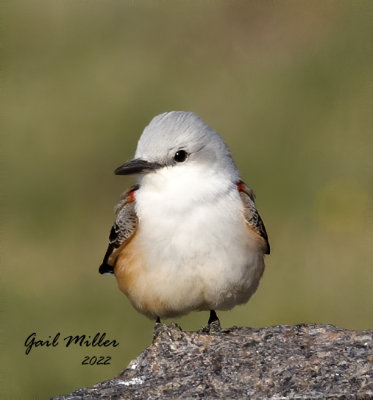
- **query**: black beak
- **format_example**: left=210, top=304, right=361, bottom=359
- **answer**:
left=114, top=159, right=162, bottom=175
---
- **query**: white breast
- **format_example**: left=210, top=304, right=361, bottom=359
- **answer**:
left=132, top=165, right=265, bottom=318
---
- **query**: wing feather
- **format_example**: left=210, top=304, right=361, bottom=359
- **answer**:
left=99, top=185, right=139, bottom=274
left=237, top=181, right=270, bottom=255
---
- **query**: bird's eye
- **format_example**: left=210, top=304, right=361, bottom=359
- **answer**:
left=174, top=150, right=188, bottom=163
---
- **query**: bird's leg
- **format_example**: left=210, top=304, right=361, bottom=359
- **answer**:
left=152, top=316, right=162, bottom=343
left=208, top=310, right=218, bottom=324
left=207, top=310, right=221, bottom=332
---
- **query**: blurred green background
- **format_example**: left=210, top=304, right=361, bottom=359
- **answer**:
left=1, top=1, right=372, bottom=399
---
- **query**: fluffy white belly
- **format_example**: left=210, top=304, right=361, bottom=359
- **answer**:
left=118, top=168, right=265, bottom=319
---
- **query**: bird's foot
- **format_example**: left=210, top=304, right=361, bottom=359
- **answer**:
left=199, top=310, right=221, bottom=334
left=152, top=316, right=162, bottom=341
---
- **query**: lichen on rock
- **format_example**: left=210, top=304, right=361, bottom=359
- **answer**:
left=51, top=324, right=373, bottom=399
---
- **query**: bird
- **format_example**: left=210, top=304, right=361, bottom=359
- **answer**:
left=99, top=111, right=270, bottom=328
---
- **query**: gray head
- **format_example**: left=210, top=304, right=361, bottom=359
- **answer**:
left=114, top=111, right=239, bottom=181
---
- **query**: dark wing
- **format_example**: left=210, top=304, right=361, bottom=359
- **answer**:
left=237, top=181, right=270, bottom=255
left=99, top=185, right=139, bottom=274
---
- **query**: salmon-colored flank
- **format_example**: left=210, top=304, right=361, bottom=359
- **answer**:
left=114, top=229, right=167, bottom=318
left=237, top=181, right=267, bottom=251
left=245, top=220, right=267, bottom=251
left=114, top=231, right=141, bottom=294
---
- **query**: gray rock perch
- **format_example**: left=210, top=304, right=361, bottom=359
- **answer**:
left=52, top=324, right=372, bottom=399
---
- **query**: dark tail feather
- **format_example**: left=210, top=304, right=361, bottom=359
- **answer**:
left=99, top=262, right=114, bottom=275
left=99, top=242, right=115, bottom=275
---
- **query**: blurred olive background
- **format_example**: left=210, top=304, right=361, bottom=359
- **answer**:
left=1, top=1, right=372, bottom=399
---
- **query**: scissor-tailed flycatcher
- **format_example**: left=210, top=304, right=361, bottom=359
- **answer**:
left=99, top=111, right=270, bottom=327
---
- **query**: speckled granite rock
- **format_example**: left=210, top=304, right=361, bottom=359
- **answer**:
left=51, top=324, right=373, bottom=399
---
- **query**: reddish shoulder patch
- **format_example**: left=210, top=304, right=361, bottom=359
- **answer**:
left=236, top=181, right=245, bottom=192
left=127, top=190, right=136, bottom=203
